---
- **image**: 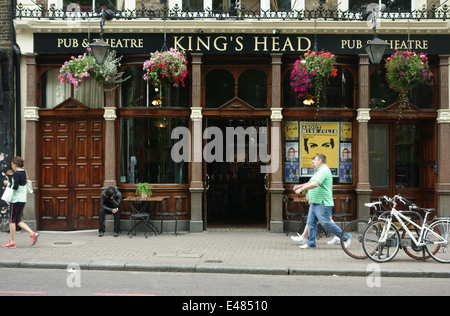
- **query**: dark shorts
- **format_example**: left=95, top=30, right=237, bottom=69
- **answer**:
left=10, top=202, right=25, bottom=224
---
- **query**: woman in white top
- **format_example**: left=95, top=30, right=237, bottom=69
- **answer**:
left=2, top=157, right=39, bottom=248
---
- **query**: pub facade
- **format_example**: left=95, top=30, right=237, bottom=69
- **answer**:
left=12, top=0, right=450, bottom=232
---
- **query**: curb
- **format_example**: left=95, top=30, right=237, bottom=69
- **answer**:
left=1, top=259, right=450, bottom=278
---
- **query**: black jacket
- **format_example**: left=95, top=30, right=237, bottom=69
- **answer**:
left=100, top=187, right=122, bottom=211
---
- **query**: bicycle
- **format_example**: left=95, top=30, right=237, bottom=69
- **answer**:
left=362, top=195, right=450, bottom=263
left=341, top=195, right=434, bottom=260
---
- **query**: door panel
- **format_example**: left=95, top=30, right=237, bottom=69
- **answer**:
left=39, top=115, right=104, bottom=230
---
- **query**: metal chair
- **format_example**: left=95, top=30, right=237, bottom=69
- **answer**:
left=157, top=196, right=187, bottom=235
left=333, top=196, right=349, bottom=229
left=284, top=194, right=303, bottom=236
left=128, top=200, right=158, bottom=238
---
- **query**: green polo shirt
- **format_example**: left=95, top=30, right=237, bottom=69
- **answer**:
left=308, top=165, right=334, bottom=207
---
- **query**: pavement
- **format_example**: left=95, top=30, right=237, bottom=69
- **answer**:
left=1, top=228, right=450, bottom=278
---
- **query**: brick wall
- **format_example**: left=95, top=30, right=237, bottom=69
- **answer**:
left=0, top=0, right=12, bottom=46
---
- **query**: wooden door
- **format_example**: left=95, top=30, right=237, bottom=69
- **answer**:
left=39, top=103, right=104, bottom=230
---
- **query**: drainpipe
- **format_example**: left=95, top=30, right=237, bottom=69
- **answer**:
left=11, top=0, right=21, bottom=156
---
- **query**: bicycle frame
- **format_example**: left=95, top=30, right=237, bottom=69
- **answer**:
left=379, top=203, right=447, bottom=248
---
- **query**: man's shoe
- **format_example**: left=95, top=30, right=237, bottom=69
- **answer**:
left=327, top=236, right=340, bottom=245
left=99, top=232, right=104, bottom=237
left=299, top=244, right=314, bottom=249
left=114, top=232, right=119, bottom=237
left=30, top=232, right=40, bottom=246
left=2, top=241, right=16, bottom=248
left=343, top=236, right=351, bottom=248
left=291, top=236, right=306, bottom=245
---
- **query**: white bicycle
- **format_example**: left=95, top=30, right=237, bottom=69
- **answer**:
left=362, top=195, right=450, bottom=263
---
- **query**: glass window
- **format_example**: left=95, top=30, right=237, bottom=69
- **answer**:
left=238, top=69, right=267, bottom=108
left=349, top=0, right=411, bottom=12
left=270, top=0, right=291, bottom=10
left=40, top=68, right=104, bottom=109
left=183, top=0, right=204, bottom=10
left=120, top=65, right=190, bottom=108
left=370, top=68, right=434, bottom=109
left=283, top=67, right=354, bottom=108
left=370, top=68, right=397, bottom=109
left=205, top=69, right=235, bottom=108
left=119, top=117, right=189, bottom=184
left=369, top=124, right=390, bottom=188
left=322, top=68, right=354, bottom=108
left=395, top=124, right=419, bottom=188
left=62, top=0, right=112, bottom=12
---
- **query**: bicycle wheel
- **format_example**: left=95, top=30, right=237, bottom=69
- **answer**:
left=425, top=220, right=450, bottom=263
left=363, top=220, right=400, bottom=263
left=340, top=219, right=369, bottom=259
left=402, top=222, right=433, bottom=261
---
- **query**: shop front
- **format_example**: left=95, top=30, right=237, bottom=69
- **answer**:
left=15, top=18, right=450, bottom=231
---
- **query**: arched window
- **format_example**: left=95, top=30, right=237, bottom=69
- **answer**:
left=369, top=68, right=433, bottom=109
left=238, top=69, right=268, bottom=108
left=120, top=65, right=190, bottom=108
left=40, top=68, right=104, bottom=109
left=205, top=69, right=235, bottom=108
left=283, top=66, right=354, bottom=108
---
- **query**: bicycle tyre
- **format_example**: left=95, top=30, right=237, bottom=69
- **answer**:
left=340, top=219, right=369, bottom=259
left=425, top=220, right=450, bottom=263
left=362, top=220, right=401, bottom=263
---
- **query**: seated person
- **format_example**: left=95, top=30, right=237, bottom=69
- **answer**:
left=99, top=187, right=122, bottom=237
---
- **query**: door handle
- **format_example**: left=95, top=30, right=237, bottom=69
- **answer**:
left=205, top=174, right=210, bottom=191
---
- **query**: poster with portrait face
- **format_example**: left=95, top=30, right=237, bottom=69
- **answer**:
left=300, top=122, right=339, bottom=176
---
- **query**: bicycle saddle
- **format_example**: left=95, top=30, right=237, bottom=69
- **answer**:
left=420, top=208, right=435, bottom=213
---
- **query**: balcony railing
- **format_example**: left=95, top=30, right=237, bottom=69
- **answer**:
left=14, top=2, right=449, bottom=21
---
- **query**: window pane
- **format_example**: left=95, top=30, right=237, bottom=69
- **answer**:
left=370, top=68, right=397, bottom=109
left=410, top=83, right=434, bottom=109
left=119, top=117, right=189, bottom=184
left=183, top=0, right=203, bottom=10
left=205, top=69, right=235, bottom=108
left=238, top=69, right=267, bottom=108
left=349, top=0, right=411, bottom=12
left=395, top=125, right=419, bottom=188
left=370, top=68, right=434, bottom=109
left=120, top=66, right=190, bottom=108
left=270, top=0, right=291, bottom=11
left=322, top=68, right=354, bottom=108
left=369, top=124, right=389, bottom=188
left=283, top=67, right=354, bottom=108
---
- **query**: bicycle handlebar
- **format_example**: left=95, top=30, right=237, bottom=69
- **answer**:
left=380, top=194, right=417, bottom=208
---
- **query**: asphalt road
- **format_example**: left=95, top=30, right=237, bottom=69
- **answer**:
left=1, top=268, right=449, bottom=297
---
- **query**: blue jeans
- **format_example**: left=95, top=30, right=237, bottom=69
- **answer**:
left=306, top=202, right=351, bottom=248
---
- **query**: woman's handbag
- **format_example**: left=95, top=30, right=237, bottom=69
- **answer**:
left=27, top=180, right=33, bottom=194
left=1, top=184, right=13, bottom=204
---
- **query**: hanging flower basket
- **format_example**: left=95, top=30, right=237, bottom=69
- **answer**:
left=58, top=48, right=128, bottom=91
left=290, top=50, right=338, bottom=107
left=385, top=50, right=434, bottom=105
left=143, top=47, right=188, bottom=88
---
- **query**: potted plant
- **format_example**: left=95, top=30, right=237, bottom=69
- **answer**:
left=143, top=47, right=188, bottom=88
left=385, top=50, right=434, bottom=107
left=136, top=182, right=153, bottom=198
left=290, top=50, right=338, bottom=108
left=58, top=48, right=128, bottom=91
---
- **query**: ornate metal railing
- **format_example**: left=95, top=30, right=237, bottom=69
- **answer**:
left=14, top=2, right=449, bottom=21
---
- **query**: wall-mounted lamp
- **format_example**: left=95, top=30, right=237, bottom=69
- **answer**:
left=273, top=30, right=280, bottom=34
left=89, top=9, right=115, bottom=65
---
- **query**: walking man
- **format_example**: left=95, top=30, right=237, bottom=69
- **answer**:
left=294, top=154, right=351, bottom=249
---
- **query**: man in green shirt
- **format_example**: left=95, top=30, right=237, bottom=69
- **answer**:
left=294, top=154, right=351, bottom=249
